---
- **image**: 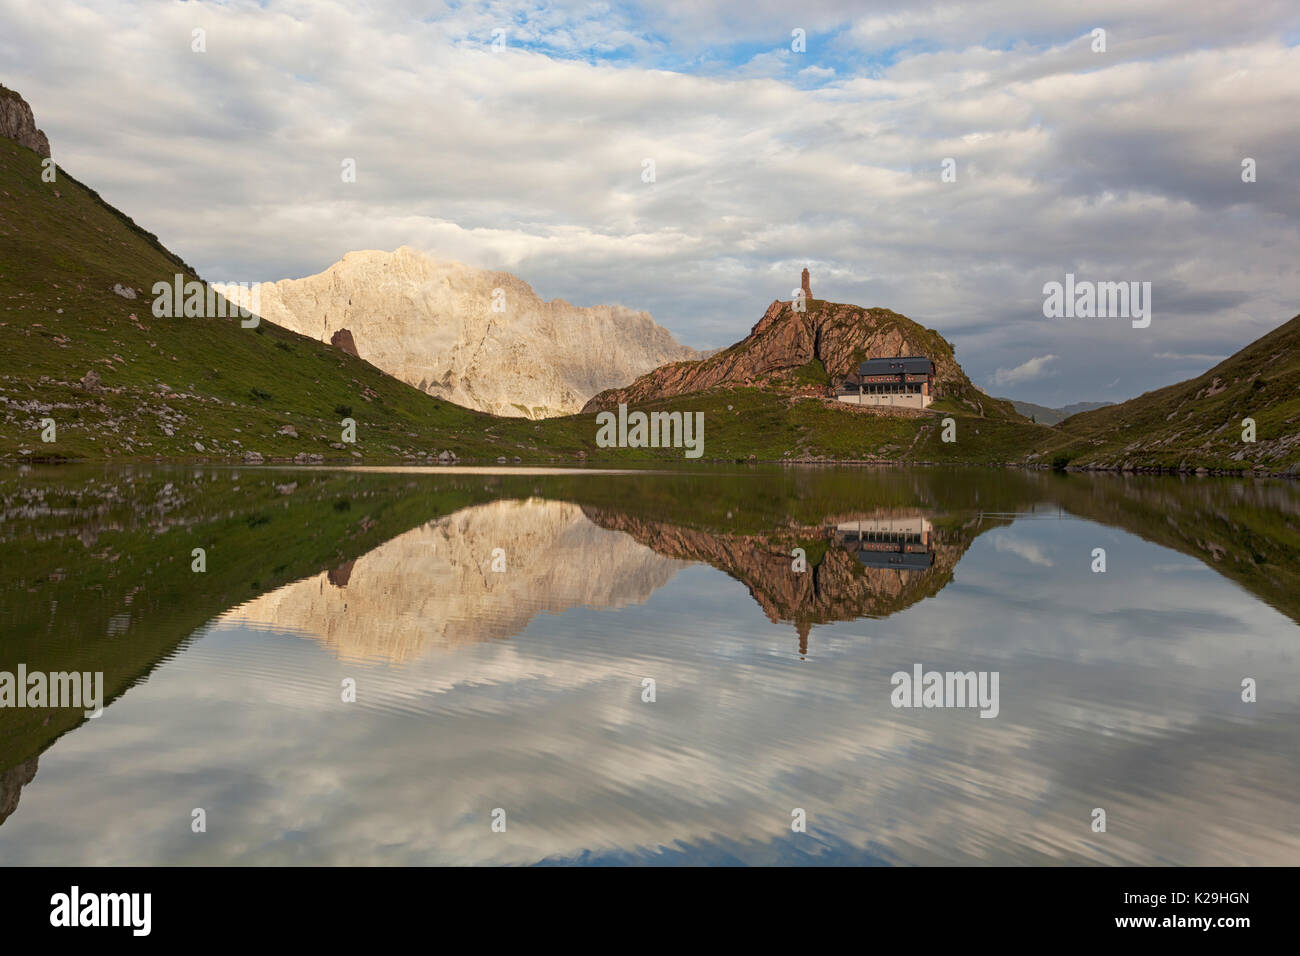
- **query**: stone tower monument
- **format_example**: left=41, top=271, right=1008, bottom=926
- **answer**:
left=801, top=268, right=812, bottom=301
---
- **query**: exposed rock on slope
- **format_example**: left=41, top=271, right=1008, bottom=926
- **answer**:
left=584, top=296, right=1018, bottom=419
left=0, top=84, right=50, bottom=158
left=246, top=247, right=702, bottom=419
left=330, top=327, right=359, bottom=357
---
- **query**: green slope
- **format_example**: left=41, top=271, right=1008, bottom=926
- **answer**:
left=1042, top=314, right=1300, bottom=474
left=0, top=135, right=541, bottom=464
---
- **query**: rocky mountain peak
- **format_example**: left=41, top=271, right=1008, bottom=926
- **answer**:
left=246, top=247, right=703, bottom=419
left=584, top=288, right=1011, bottom=418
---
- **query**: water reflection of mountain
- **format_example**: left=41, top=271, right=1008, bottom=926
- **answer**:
left=223, top=500, right=688, bottom=662
left=582, top=507, right=986, bottom=653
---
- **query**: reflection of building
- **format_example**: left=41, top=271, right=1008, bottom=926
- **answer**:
left=836, top=516, right=935, bottom=570
left=836, top=357, right=934, bottom=409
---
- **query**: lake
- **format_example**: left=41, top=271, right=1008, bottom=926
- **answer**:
left=1, top=464, right=1296, bottom=865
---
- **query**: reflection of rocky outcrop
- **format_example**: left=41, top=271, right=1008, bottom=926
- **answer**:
left=0, top=757, right=38, bottom=827
left=223, top=500, right=688, bottom=662
left=327, top=560, right=355, bottom=588
left=582, top=507, right=978, bottom=649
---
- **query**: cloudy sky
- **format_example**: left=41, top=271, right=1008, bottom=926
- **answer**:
left=3, top=0, right=1298, bottom=405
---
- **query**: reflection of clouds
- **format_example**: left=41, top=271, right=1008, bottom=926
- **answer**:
left=1, top=515, right=1297, bottom=866
left=991, top=531, right=1054, bottom=567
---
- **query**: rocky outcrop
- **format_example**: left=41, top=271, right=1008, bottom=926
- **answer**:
left=0, top=85, right=51, bottom=158
left=330, top=327, right=359, bottom=357
left=583, top=295, right=1011, bottom=417
left=239, top=247, right=702, bottom=419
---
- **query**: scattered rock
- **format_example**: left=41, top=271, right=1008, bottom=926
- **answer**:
left=80, top=370, right=102, bottom=390
left=276, top=424, right=298, bottom=438
left=112, top=283, right=137, bottom=300
left=242, top=451, right=264, bottom=464
left=275, top=482, right=298, bottom=495
left=193, top=441, right=205, bottom=452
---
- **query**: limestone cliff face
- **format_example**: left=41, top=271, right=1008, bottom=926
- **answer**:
left=0, top=85, right=51, bottom=158
left=584, top=298, right=1010, bottom=418
left=247, top=247, right=701, bottom=419
left=223, top=499, right=687, bottom=662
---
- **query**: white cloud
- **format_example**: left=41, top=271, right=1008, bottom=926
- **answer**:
left=991, top=354, right=1057, bottom=387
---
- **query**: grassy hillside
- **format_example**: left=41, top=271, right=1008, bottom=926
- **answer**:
left=0, top=135, right=539, bottom=464
left=1043, top=315, right=1300, bottom=474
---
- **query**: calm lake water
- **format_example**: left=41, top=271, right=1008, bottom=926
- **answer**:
left=1, top=464, right=1296, bottom=865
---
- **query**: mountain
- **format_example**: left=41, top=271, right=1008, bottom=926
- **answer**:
left=242, top=247, right=702, bottom=419
left=0, top=84, right=548, bottom=464
left=583, top=292, right=1022, bottom=421
left=1060, top=401, right=1113, bottom=419
left=1047, top=314, right=1300, bottom=474
left=1001, top=398, right=1112, bottom=425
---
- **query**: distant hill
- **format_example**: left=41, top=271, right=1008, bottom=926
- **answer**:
left=1044, top=315, right=1300, bottom=473
left=585, top=292, right=1023, bottom=422
left=1001, top=398, right=1112, bottom=425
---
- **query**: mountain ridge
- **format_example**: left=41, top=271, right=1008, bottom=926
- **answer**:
left=242, top=246, right=703, bottom=419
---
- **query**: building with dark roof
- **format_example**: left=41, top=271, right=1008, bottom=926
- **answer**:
left=836, top=356, right=935, bottom=409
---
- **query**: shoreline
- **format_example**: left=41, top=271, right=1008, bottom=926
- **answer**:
left=4, top=454, right=1296, bottom=479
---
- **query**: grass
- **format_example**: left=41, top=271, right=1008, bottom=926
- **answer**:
left=1042, top=314, right=1300, bottom=473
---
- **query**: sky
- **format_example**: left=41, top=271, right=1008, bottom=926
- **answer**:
left=2, top=0, right=1298, bottom=406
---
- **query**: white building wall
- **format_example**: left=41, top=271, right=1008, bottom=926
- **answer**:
left=836, top=391, right=932, bottom=409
